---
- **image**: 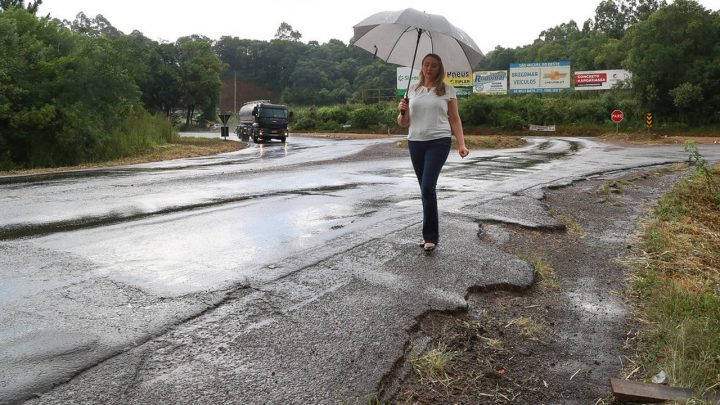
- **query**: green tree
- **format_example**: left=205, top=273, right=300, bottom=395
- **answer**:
left=176, top=35, right=225, bottom=125
left=593, top=38, right=625, bottom=69
left=594, top=0, right=625, bottom=39
left=214, top=36, right=269, bottom=84
left=593, top=0, right=667, bottom=38
left=67, top=12, right=121, bottom=38
left=115, top=32, right=182, bottom=115
left=352, top=59, right=396, bottom=102
left=477, top=46, right=518, bottom=70
left=0, top=8, right=149, bottom=167
left=0, top=0, right=42, bottom=14
left=670, top=82, right=703, bottom=123
left=275, top=22, right=302, bottom=41
left=623, top=0, right=720, bottom=121
left=620, top=0, right=667, bottom=24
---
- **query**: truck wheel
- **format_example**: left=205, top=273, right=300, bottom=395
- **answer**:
left=279, top=136, right=286, bottom=143
left=252, top=134, right=258, bottom=143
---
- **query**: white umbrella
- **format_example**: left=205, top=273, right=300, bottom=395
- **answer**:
left=352, top=8, right=484, bottom=96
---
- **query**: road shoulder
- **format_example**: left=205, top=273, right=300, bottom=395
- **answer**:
left=384, top=165, right=688, bottom=403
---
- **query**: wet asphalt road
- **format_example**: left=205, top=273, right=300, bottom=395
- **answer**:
left=1, top=134, right=719, bottom=404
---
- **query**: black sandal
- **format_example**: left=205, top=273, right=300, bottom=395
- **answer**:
left=423, top=242, right=436, bottom=254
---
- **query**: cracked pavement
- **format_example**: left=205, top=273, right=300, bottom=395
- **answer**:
left=2, top=135, right=719, bottom=404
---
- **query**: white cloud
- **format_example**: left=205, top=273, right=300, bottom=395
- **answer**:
left=39, top=0, right=720, bottom=53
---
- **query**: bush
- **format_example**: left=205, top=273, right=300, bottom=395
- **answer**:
left=349, top=105, right=378, bottom=129
left=289, top=91, right=643, bottom=133
left=316, top=105, right=350, bottom=125
left=458, top=95, right=492, bottom=125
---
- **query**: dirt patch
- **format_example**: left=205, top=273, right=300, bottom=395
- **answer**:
left=295, top=132, right=399, bottom=140
left=599, top=132, right=720, bottom=145
left=0, top=138, right=246, bottom=177
left=382, top=166, right=689, bottom=403
left=296, top=133, right=527, bottom=150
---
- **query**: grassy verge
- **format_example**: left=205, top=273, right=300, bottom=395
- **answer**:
left=393, top=135, right=527, bottom=150
left=627, top=162, right=720, bottom=397
left=0, top=137, right=245, bottom=177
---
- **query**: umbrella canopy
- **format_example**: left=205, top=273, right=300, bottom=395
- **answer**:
left=351, top=8, right=484, bottom=73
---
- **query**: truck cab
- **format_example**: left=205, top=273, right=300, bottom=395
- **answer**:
left=236, top=101, right=290, bottom=143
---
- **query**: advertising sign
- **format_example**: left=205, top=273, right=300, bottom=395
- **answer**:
left=445, top=71, right=472, bottom=87
left=574, top=69, right=632, bottom=90
left=509, top=62, right=571, bottom=94
left=473, top=71, right=508, bottom=95
left=454, top=87, right=473, bottom=97
left=529, top=124, right=556, bottom=132
left=397, top=67, right=472, bottom=96
left=396, top=67, right=420, bottom=96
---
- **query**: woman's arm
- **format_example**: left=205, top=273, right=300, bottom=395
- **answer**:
left=448, top=98, right=469, bottom=158
left=397, top=98, right=410, bottom=128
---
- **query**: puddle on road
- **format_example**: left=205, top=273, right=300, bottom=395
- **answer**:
left=0, top=170, right=136, bottom=187
left=0, top=141, right=314, bottom=186
left=537, top=140, right=553, bottom=150
left=0, top=183, right=373, bottom=241
left=443, top=139, right=584, bottom=181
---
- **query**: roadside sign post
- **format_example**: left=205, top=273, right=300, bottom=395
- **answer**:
left=219, top=112, right=232, bottom=140
left=645, top=112, right=653, bottom=130
left=611, top=109, right=624, bottom=134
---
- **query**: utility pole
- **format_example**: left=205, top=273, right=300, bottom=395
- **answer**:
left=233, top=71, right=237, bottom=113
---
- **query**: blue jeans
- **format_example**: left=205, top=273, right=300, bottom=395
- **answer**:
left=408, top=137, right=451, bottom=244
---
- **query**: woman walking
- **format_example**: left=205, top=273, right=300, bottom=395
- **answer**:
left=397, top=53, right=469, bottom=254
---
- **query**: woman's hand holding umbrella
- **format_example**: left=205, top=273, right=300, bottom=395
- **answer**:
left=397, top=98, right=409, bottom=127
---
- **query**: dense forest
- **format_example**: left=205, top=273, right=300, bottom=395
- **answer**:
left=1, top=0, right=719, bottom=169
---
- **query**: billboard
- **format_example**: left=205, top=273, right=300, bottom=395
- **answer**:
left=574, top=69, right=632, bottom=90
left=473, top=71, right=508, bottom=95
left=445, top=71, right=472, bottom=87
left=509, top=62, right=571, bottom=94
left=396, top=67, right=420, bottom=96
left=397, top=67, right=472, bottom=96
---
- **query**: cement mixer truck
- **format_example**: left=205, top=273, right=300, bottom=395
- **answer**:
left=235, top=100, right=289, bottom=143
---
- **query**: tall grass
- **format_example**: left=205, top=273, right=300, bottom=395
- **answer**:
left=98, top=111, right=177, bottom=161
left=630, top=162, right=720, bottom=397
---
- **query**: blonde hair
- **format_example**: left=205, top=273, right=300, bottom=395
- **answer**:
left=415, top=53, right=446, bottom=96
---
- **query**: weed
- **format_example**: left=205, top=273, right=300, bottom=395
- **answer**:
left=651, top=163, right=688, bottom=176
left=532, top=257, right=559, bottom=289
left=507, top=317, right=545, bottom=339
left=483, top=337, right=505, bottom=350
left=684, top=141, right=718, bottom=194
left=343, top=396, right=416, bottom=405
left=410, top=342, right=456, bottom=386
left=517, top=254, right=558, bottom=289
left=550, top=208, right=585, bottom=236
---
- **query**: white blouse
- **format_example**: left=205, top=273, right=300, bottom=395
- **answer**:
left=407, top=84, right=457, bottom=141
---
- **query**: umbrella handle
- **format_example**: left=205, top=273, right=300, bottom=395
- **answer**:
left=401, top=29, right=422, bottom=116
left=400, top=96, right=408, bottom=116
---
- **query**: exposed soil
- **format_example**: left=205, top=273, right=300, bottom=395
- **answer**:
left=298, top=133, right=528, bottom=151
left=599, top=132, right=720, bottom=145
left=0, top=138, right=246, bottom=177
left=381, top=164, right=689, bottom=404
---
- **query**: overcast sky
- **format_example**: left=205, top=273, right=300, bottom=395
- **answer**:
left=38, top=0, right=720, bottom=53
